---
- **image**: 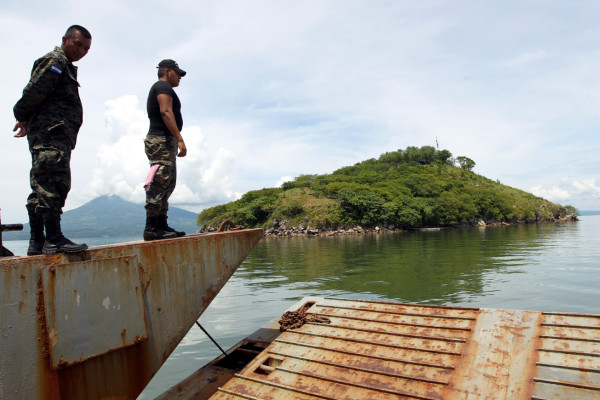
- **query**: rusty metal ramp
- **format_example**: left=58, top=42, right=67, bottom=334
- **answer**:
left=208, top=297, right=600, bottom=400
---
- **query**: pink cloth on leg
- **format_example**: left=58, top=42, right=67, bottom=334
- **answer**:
left=144, top=164, right=160, bottom=191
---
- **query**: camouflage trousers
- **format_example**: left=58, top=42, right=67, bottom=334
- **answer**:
left=144, top=135, right=178, bottom=217
left=26, top=127, right=73, bottom=217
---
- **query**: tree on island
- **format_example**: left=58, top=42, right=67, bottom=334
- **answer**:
left=456, top=156, right=476, bottom=171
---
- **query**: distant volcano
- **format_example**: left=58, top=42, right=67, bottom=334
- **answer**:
left=4, top=195, right=199, bottom=240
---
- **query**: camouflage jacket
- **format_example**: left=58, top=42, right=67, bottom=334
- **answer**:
left=13, top=46, right=83, bottom=149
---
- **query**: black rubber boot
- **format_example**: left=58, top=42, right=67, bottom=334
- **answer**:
left=158, top=214, right=185, bottom=237
left=27, top=209, right=45, bottom=256
left=143, top=215, right=177, bottom=241
left=42, top=214, right=88, bottom=254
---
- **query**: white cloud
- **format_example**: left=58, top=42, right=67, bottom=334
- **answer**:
left=85, top=96, right=148, bottom=203
left=532, top=178, right=600, bottom=205
left=572, top=179, right=600, bottom=194
left=531, top=185, right=572, bottom=202
left=103, top=95, right=147, bottom=141
left=176, top=143, right=241, bottom=205
left=80, top=95, right=242, bottom=210
left=3, top=1, right=600, bottom=221
left=276, top=176, right=294, bottom=188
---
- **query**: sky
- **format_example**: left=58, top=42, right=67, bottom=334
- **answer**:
left=2, top=0, right=600, bottom=223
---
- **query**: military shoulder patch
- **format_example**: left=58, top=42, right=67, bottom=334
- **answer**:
left=50, top=64, right=63, bottom=75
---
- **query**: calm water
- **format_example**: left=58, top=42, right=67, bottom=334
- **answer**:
left=5, top=217, right=600, bottom=398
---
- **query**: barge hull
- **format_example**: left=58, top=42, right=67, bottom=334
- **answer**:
left=0, top=229, right=263, bottom=400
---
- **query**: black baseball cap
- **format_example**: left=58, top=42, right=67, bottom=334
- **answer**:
left=157, top=59, right=186, bottom=76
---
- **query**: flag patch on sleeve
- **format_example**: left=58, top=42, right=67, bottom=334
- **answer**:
left=50, top=64, right=63, bottom=75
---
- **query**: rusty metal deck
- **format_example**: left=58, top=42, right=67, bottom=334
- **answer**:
left=198, top=297, right=600, bottom=400
left=0, top=229, right=263, bottom=400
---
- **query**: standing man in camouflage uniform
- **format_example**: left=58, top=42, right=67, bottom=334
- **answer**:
left=13, top=25, right=91, bottom=255
left=143, top=59, right=188, bottom=240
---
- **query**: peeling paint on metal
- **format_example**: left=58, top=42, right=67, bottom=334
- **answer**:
left=208, top=297, right=600, bottom=400
left=0, top=229, right=263, bottom=399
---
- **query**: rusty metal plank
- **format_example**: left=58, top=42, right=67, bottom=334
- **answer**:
left=213, top=389, right=266, bottom=399
left=217, top=379, right=334, bottom=399
left=324, top=296, right=480, bottom=310
left=541, top=325, right=600, bottom=341
left=293, top=323, right=465, bottom=355
left=274, top=335, right=458, bottom=370
left=313, top=307, right=475, bottom=330
left=312, top=301, right=477, bottom=331
left=266, top=346, right=452, bottom=385
left=537, top=351, right=600, bottom=372
left=542, top=313, right=600, bottom=329
left=322, top=297, right=480, bottom=319
left=271, top=336, right=456, bottom=371
left=280, top=330, right=461, bottom=360
left=304, top=314, right=471, bottom=342
left=441, top=309, right=542, bottom=399
left=41, top=255, right=147, bottom=368
left=258, top=364, right=444, bottom=399
left=540, top=337, right=600, bottom=355
left=533, top=379, right=600, bottom=400
left=225, top=372, right=432, bottom=400
left=536, top=365, right=600, bottom=389
left=268, top=339, right=454, bottom=379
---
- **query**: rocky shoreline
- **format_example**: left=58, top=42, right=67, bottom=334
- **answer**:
left=200, top=214, right=578, bottom=237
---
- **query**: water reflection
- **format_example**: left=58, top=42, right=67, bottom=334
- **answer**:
left=238, top=219, right=597, bottom=310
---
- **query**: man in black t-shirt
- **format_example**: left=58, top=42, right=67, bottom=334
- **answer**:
left=143, top=59, right=188, bottom=240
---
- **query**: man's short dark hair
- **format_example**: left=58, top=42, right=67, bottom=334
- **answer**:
left=65, top=25, right=92, bottom=39
left=157, top=68, right=166, bottom=78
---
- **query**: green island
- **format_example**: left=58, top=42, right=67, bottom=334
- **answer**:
left=198, top=146, right=577, bottom=235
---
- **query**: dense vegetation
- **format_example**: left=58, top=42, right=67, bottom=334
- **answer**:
left=197, top=146, right=577, bottom=230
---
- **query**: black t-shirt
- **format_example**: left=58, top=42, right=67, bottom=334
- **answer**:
left=146, top=80, right=183, bottom=136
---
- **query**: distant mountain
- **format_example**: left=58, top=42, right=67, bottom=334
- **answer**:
left=5, top=195, right=199, bottom=239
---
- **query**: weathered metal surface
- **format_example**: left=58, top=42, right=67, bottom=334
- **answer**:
left=41, top=255, right=148, bottom=368
left=533, top=312, right=600, bottom=400
left=198, top=297, right=600, bottom=400
left=0, top=229, right=263, bottom=400
left=441, top=309, right=541, bottom=399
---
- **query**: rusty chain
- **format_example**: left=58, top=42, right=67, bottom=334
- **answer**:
left=278, top=304, right=331, bottom=332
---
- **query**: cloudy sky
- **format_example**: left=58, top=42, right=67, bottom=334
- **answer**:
left=2, top=1, right=600, bottom=222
